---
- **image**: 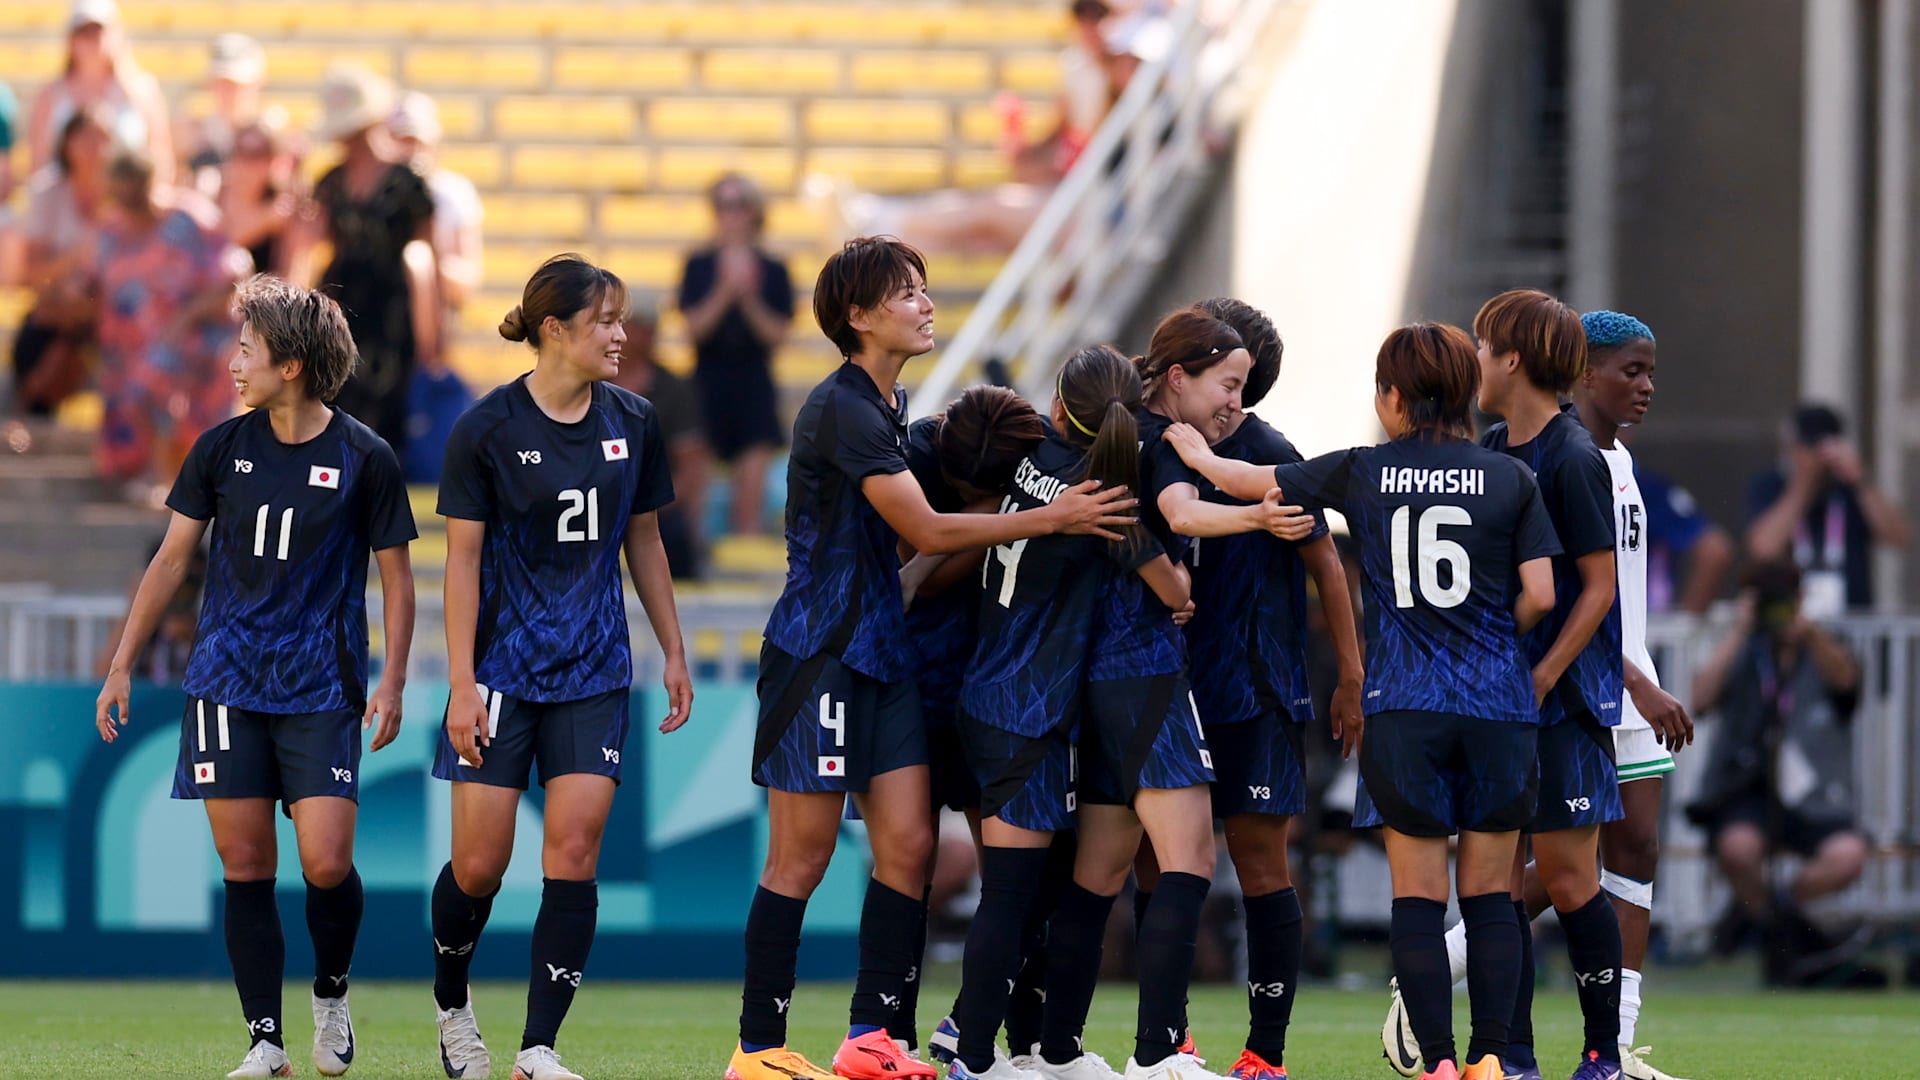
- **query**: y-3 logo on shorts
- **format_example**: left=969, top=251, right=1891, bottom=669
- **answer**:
left=545, top=963, right=582, bottom=987
left=602, top=748, right=620, bottom=764
left=1565, top=797, right=1592, bottom=813
left=331, top=767, right=353, bottom=784
left=1248, top=785, right=1273, bottom=801
left=816, top=693, right=846, bottom=777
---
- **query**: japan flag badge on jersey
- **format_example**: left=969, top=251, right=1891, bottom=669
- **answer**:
left=602, top=438, right=628, bottom=461
left=309, top=465, right=341, bottom=489
left=194, top=761, right=217, bottom=784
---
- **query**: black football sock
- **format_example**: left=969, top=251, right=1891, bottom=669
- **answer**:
left=1508, top=899, right=1537, bottom=1068
left=306, top=867, right=363, bottom=999
left=522, top=878, right=597, bottom=1051
left=1559, top=889, right=1623, bottom=1061
left=1006, top=834, right=1076, bottom=1056
left=850, top=879, right=924, bottom=1032
left=1133, top=871, right=1209, bottom=1067
left=1132, top=886, right=1153, bottom=936
left=1242, top=887, right=1303, bottom=1064
left=740, top=886, right=808, bottom=1050
left=431, top=862, right=497, bottom=1011
left=1390, top=896, right=1454, bottom=1068
left=886, top=887, right=932, bottom=1049
left=225, top=878, right=285, bottom=1049
left=1040, top=884, right=1117, bottom=1064
left=955, top=847, right=1050, bottom=1072
left=1458, top=892, right=1520, bottom=1065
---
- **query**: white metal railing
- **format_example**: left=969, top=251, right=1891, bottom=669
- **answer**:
left=912, top=0, right=1285, bottom=415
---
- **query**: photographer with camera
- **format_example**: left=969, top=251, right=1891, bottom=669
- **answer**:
left=1746, top=403, right=1910, bottom=616
left=1686, top=557, right=1883, bottom=987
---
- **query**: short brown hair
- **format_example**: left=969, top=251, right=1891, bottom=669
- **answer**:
left=1136, top=305, right=1244, bottom=398
left=1473, top=288, right=1586, bottom=393
left=813, top=236, right=928, bottom=359
left=1375, top=322, right=1478, bottom=439
left=1196, top=297, right=1282, bottom=408
left=935, top=385, right=1045, bottom=497
left=501, top=252, right=628, bottom=349
left=236, top=275, right=359, bottom=401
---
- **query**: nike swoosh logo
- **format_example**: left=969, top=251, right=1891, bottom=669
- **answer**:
left=1618, top=484, right=1629, bottom=492
left=339, top=1032, right=354, bottom=1064
left=1389, top=1021, right=1419, bottom=1071
left=442, top=1044, right=466, bottom=1077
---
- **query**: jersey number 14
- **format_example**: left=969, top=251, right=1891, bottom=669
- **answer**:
left=984, top=494, right=1029, bottom=607
left=1389, top=505, right=1472, bottom=609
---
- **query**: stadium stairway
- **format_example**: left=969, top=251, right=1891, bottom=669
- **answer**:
left=0, top=421, right=166, bottom=593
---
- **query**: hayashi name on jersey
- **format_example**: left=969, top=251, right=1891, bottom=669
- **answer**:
left=1378, top=467, right=1487, bottom=496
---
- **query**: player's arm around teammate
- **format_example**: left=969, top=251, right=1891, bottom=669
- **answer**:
left=428, top=254, right=688, bottom=1080
left=96, top=275, right=418, bottom=1080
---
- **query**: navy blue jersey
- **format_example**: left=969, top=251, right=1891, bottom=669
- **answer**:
left=1088, top=409, right=1189, bottom=682
left=904, top=415, right=977, bottom=727
left=438, top=377, right=673, bottom=702
left=1481, top=407, right=1624, bottom=726
left=1273, top=437, right=1560, bottom=724
left=962, top=426, right=1157, bottom=738
left=170, top=408, right=416, bottom=713
left=1184, top=416, right=1327, bottom=725
left=764, top=363, right=916, bottom=681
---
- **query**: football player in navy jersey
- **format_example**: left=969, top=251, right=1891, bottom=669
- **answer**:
left=947, top=346, right=1192, bottom=1080
left=1166, top=322, right=1558, bottom=1080
left=1129, top=298, right=1366, bottom=1080
left=96, top=276, right=418, bottom=1080
left=731, top=238, right=1136, bottom=1080
left=427, top=254, right=692, bottom=1080
left=1473, top=289, right=1625, bottom=1080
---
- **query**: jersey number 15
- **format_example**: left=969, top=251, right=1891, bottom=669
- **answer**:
left=1389, top=505, right=1472, bottom=609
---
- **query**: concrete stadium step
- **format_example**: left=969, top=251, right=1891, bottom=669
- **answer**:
left=0, top=499, right=168, bottom=590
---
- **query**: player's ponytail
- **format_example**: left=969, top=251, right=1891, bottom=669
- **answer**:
left=1058, top=344, right=1145, bottom=551
left=504, top=253, right=629, bottom=351
left=499, top=305, right=530, bottom=343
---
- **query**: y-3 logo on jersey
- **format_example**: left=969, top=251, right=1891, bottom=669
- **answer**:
left=232, top=459, right=254, bottom=473
left=517, top=450, right=543, bottom=465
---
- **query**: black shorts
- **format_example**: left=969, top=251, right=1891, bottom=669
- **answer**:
left=1081, top=673, right=1214, bottom=807
left=171, top=697, right=361, bottom=807
left=1355, top=710, right=1538, bottom=837
left=1208, top=711, right=1307, bottom=819
left=928, top=724, right=983, bottom=812
left=752, top=644, right=926, bottom=793
left=1531, top=709, right=1624, bottom=832
left=957, top=716, right=1076, bottom=832
left=1704, top=793, right=1860, bottom=858
left=431, top=685, right=631, bottom=789
left=696, top=364, right=784, bottom=462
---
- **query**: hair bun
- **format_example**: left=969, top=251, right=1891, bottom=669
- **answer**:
left=499, top=305, right=528, bottom=342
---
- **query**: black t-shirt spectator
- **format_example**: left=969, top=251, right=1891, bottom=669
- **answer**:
left=1746, top=469, right=1874, bottom=611
left=677, top=247, right=793, bottom=461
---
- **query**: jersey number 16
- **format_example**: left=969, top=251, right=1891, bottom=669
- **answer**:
left=1389, top=504, right=1472, bottom=609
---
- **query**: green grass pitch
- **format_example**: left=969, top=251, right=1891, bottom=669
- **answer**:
left=3, top=979, right=1916, bottom=1079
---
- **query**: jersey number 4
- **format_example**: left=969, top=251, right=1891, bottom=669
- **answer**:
left=1389, top=505, right=1472, bottom=609
left=558, top=487, right=601, bottom=543
left=983, top=494, right=1029, bottom=607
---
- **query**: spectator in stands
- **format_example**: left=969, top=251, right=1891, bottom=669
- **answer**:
left=613, top=299, right=710, bottom=578
left=175, top=33, right=278, bottom=199
left=89, top=148, right=245, bottom=496
left=1631, top=450, right=1735, bottom=615
left=10, top=107, right=116, bottom=416
left=677, top=173, right=791, bottom=535
left=0, top=81, right=20, bottom=287
left=1686, top=557, right=1881, bottom=987
left=217, top=123, right=298, bottom=277
left=294, top=65, right=436, bottom=455
left=1746, top=403, right=1911, bottom=615
left=27, top=0, right=172, bottom=189
left=389, top=91, right=483, bottom=315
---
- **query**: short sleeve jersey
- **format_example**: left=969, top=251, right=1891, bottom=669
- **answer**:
left=1184, top=415, right=1328, bottom=725
left=1482, top=407, right=1624, bottom=726
left=1088, top=409, right=1189, bottom=682
left=962, top=425, right=1159, bottom=737
left=764, top=363, right=915, bottom=681
left=1273, top=437, right=1560, bottom=724
left=170, top=408, right=417, bottom=713
left=904, top=415, right=977, bottom=726
left=438, top=377, right=674, bottom=702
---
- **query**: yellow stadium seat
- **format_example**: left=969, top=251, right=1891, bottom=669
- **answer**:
left=510, top=146, right=652, bottom=191
left=482, top=245, right=568, bottom=289
left=495, top=96, right=636, bottom=141
left=928, top=254, right=1006, bottom=292
left=263, top=93, right=322, bottom=137
left=648, top=99, right=792, bottom=143
left=958, top=99, right=1054, bottom=145
left=654, top=147, right=798, bottom=193
left=433, top=144, right=504, bottom=188
left=0, top=41, right=62, bottom=82
left=430, top=97, right=485, bottom=140
left=805, top=148, right=947, bottom=193
left=482, top=193, right=591, bottom=240
left=267, top=45, right=396, bottom=86
left=772, top=346, right=843, bottom=388
left=765, top=198, right=826, bottom=245
left=0, top=287, right=33, bottom=327
left=600, top=196, right=711, bottom=242
left=405, top=485, right=437, bottom=525
left=0, top=2, right=62, bottom=31
left=283, top=0, right=375, bottom=34
left=120, top=0, right=234, bottom=34
left=702, top=49, right=842, bottom=94
left=999, top=52, right=1061, bottom=95
left=551, top=48, right=695, bottom=93
left=138, top=42, right=213, bottom=85
left=952, top=150, right=1011, bottom=189
left=405, top=46, right=545, bottom=90
left=935, top=5, right=1066, bottom=46
left=803, top=100, right=949, bottom=145
left=597, top=247, right=687, bottom=291
left=461, top=288, right=535, bottom=331
left=56, top=390, right=102, bottom=432
left=850, top=51, right=991, bottom=95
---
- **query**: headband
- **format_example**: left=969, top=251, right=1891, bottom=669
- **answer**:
left=1057, top=373, right=1102, bottom=438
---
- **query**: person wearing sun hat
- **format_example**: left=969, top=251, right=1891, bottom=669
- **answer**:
left=178, top=33, right=283, bottom=197
left=389, top=90, right=482, bottom=313
left=27, top=0, right=172, bottom=187
left=298, top=64, right=437, bottom=456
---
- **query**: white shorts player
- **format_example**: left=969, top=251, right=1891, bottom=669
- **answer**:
left=1603, top=442, right=1675, bottom=783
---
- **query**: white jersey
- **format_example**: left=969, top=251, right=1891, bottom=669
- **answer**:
left=1603, top=442, right=1657, bottom=731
